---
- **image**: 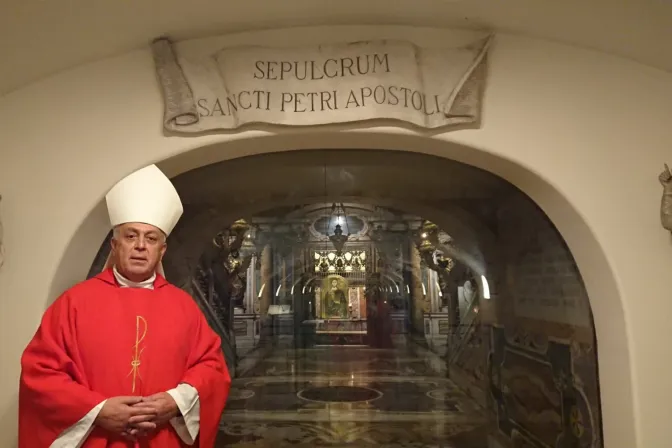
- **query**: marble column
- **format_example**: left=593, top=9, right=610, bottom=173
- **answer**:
left=260, top=245, right=272, bottom=316
left=281, top=253, right=287, bottom=303
left=429, top=270, right=441, bottom=312
left=410, top=245, right=425, bottom=334
left=245, top=256, right=256, bottom=313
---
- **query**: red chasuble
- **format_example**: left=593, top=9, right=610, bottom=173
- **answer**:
left=18, top=268, right=231, bottom=447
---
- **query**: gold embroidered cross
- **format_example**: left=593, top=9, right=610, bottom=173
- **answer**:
left=128, top=315, right=147, bottom=394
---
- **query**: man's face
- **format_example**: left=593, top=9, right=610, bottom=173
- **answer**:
left=111, top=222, right=166, bottom=281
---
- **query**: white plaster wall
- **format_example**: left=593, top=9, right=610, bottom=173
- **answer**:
left=1, top=26, right=671, bottom=447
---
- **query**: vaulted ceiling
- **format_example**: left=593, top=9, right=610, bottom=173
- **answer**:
left=2, top=0, right=671, bottom=96
left=151, top=149, right=512, bottom=282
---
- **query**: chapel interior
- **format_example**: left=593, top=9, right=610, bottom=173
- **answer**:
left=88, top=149, right=603, bottom=447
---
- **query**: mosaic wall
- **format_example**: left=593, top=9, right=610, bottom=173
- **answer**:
left=490, top=195, right=602, bottom=448
left=490, top=326, right=598, bottom=448
left=446, top=194, right=602, bottom=447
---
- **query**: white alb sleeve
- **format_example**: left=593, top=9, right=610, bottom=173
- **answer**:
left=50, top=399, right=106, bottom=448
left=167, top=383, right=200, bottom=445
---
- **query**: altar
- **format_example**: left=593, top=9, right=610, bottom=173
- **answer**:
left=301, top=318, right=368, bottom=346
left=301, top=264, right=370, bottom=346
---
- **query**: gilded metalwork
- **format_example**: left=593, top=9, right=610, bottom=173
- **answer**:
left=326, top=203, right=351, bottom=252
left=329, top=223, right=349, bottom=253
left=230, top=218, right=250, bottom=236
left=570, top=406, right=585, bottom=438
left=314, top=249, right=367, bottom=273
left=416, top=222, right=461, bottom=333
left=417, top=237, right=435, bottom=257
left=420, top=220, right=440, bottom=245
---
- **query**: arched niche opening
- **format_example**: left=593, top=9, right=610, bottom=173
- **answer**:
left=86, top=149, right=604, bottom=447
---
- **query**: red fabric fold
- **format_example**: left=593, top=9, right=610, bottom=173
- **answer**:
left=19, top=292, right=108, bottom=447
left=181, top=311, right=231, bottom=447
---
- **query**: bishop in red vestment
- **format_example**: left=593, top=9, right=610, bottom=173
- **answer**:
left=18, top=165, right=231, bottom=447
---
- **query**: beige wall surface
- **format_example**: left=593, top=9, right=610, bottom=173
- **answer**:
left=1, top=26, right=671, bottom=448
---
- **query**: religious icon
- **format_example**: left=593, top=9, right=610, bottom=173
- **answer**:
left=321, top=275, right=349, bottom=318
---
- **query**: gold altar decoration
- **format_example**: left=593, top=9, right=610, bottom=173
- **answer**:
left=314, top=249, right=367, bottom=273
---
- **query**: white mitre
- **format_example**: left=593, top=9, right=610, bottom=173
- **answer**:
left=102, top=164, right=183, bottom=276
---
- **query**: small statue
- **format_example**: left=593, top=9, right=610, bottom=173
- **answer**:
left=659, top=164, right=672, bottom=231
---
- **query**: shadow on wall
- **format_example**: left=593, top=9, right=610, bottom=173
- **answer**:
left=48, top=200, right=111, bottom=307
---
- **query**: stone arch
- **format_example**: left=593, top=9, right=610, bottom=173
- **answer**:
left=52, top=131, right=632, bottom=447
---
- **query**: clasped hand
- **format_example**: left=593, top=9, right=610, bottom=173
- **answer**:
left=95, top=393, right=179, bottom=441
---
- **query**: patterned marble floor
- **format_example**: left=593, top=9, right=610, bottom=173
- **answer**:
left=216, top=346, right=489, bottom=447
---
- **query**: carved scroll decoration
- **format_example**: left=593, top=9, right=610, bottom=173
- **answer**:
left=150, top=34, right=493, bottom=133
